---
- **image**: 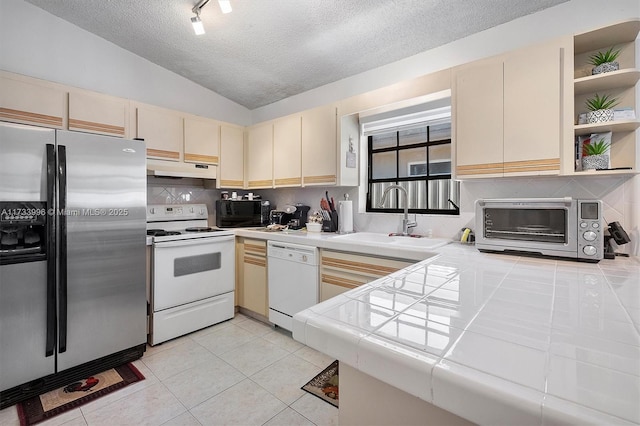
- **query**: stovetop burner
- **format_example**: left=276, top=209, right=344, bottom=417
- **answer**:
left=147, top=229, right=181, bottom=237
left=185, top=227, right=214, bottom=232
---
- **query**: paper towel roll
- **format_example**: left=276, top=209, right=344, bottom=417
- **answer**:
left=338, top=200, right=353, bottom=233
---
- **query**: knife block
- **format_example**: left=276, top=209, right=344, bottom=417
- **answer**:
left=322, top=211, right=338, bottom=232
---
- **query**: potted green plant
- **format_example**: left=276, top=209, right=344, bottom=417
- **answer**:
left=588, top=46, right=621, bottom=75
left=582, top=138, right=611, bottom=170
left=585, top=93, right=618, bottom=123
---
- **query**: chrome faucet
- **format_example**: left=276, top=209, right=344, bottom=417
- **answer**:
left=379, top=185, right=417, bottom=236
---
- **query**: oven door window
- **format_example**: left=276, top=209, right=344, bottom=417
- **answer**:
left=484, top=208, right=567, bottom=244
left=174, top=253, right=221, bottom=277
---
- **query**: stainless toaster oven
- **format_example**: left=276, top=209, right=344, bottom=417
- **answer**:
left=475, top=198, right=603, bottom=262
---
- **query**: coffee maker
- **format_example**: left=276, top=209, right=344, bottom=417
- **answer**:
left=283, top=204, right=310, bottom=230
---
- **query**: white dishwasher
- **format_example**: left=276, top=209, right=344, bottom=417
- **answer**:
left=267, top=241, right=319, bottom=331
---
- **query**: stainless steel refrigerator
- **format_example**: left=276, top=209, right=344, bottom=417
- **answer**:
left=0, top=122, right=147, bottom=408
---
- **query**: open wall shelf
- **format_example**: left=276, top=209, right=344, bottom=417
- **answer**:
left=568, top=19, right=640, bottom=176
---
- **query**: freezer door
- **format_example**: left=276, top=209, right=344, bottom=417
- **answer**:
left=55, top=131, right=147, bottom=372
left=0, top=262, right=54, bottom=390
left=0, top=123, right=56, bottom=390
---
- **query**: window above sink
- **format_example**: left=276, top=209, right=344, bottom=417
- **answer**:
left=360, top=93, right=460, bottom=216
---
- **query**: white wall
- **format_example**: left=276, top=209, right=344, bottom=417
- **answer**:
left=0, top=0, right=252, bottom=126
left=252, top=0, right=640, bottom=122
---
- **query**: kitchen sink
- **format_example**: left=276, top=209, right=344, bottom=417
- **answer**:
left=333, top=232, right=450, bottom=250
left=333, top=232, right=394, bottom=244
left=388, top=236, right=450, bottom=249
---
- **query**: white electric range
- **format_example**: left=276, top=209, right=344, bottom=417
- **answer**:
left=147, top=204, right=235, bottom=345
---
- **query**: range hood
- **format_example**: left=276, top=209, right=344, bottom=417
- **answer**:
left=147, top=159, right=217, bottom=179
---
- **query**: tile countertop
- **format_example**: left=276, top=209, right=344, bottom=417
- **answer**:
left=283, top=240, right=640, bottom=425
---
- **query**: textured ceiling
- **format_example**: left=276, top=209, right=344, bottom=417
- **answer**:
left=25, top=0, right=568, bottom=110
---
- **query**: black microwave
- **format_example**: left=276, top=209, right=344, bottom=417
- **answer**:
left=215, top=200, right=270, bottom=228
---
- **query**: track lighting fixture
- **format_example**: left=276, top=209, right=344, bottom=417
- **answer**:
left=218, top=0, right=232, bottom=14
left=191, top=12, right=205, bottom=35
left=191, top=0, right=232, bottom=35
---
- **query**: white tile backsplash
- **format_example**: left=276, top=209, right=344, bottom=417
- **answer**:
left=147, top=177, right=220, bottom=224
left=259, top=174, right=639, bottom=254
left=147, top=174, right=639, bottom=254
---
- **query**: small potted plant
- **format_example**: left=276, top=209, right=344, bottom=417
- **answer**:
left=585, top=93, right=618, bottom=123
left=582, top=138, right=610, bottom=170
left=589, top=46, right=621, bottom=75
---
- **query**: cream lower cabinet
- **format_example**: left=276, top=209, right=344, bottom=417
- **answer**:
left=184, top=116, right=219, bottom=165
left=246, top=123, right=274, bottom=189
left=238, top=238, right=268, bottom=316
left=68, top=91, right=128, bottom=137
left=273, top=114, right=302, bottom=187
left=219, top=124, right=245, bottom=188
left=454, top=37, right=570, bottom=178
left=135, top=104, right=183, bottom=161
left=302, top=105, right=338, bottom=186
left=320, top=250, right=413, bottom=302
left=0, top=73, right=66, bottom=129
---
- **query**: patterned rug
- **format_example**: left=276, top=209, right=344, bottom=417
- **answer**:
left=17, top=363, right=144, bottom=426
left=302, top=360, right=339, bottom=408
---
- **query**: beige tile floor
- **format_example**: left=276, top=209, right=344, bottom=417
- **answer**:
left=0, top=314, right=338, bottom=426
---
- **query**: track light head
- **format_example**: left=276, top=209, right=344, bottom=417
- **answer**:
left=191, top=14, right=205, bottom=35
left=218, top=0, right=232, bottom=14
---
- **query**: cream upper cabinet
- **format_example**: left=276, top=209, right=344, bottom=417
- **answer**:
left=219, top=124, right=245, bottom=188
left=184, top=116, right=219, bottom=165
left=68, top=91, right=128, bottom=137
left=503, top=38, right=568, bottom=175
left=454, top=56, right=504, bottom=178
left=454, top=38, right=569, bottom=178
left=136, top=104, right=183, bottom=161
left=0, top=73, right=66, bottom=129
left=273, top=114, right=302, bottom=187
left=246, top=122, right=274, bottom=189
left=302, top=105, right=337, bottom=186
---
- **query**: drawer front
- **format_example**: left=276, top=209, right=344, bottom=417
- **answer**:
left=320, top=250, right=412, bottom=301
left=244, top=239, right=267, bottom=258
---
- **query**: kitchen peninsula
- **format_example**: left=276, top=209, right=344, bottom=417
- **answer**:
left=237, top=229, right=640, bottom=425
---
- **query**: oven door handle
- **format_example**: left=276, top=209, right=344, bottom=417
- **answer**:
left=153, top=235, right=235, bottom=248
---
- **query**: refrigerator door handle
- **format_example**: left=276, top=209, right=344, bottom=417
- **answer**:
left=58, top=145, right=68, bottom=353
left=45, top=144, right=57, bottom=357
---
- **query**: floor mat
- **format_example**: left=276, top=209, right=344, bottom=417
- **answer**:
left=301, top=360, right=338, bottom=408
left=17, top=363, right=144, bottom=426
